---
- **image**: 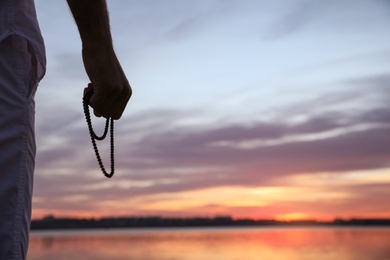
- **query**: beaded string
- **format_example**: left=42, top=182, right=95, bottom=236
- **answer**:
left=83, top=90, right=115, bottom=178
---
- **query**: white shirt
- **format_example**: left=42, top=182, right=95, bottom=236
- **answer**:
left=0, top=0, right=46, bottom=79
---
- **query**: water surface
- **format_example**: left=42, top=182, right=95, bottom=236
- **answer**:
left=28, top=227, right=390, bottom=260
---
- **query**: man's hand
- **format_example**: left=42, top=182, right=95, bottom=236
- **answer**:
left=82, top=46, right=132, bottom=119
left=67, top=0, right=132, bottom=120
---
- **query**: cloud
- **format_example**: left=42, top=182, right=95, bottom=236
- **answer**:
left=34, top=70, right=390, bottom=197
left=264, top=0, right=327, bottom=39
left=264, top=0, right=390, bottom=40
left=31, top=0, right=390, bottom=218
left=34, top=96, right=390, bottom=210
left=128, top=122, right=390, bottom=178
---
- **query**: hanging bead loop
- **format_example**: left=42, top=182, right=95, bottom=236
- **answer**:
left=83, top=90, right=115, bottom=178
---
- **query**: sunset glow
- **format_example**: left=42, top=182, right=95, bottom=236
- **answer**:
left=32, top=0, right=390, bottom=221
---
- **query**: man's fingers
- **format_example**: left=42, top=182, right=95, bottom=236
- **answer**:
left=84, top=83, right=94, bottom=96
left=93, top=110, right=103, bottom=118
left=88, top=90, right=107, bottom=117
left=83, top=84, right=102, bottom=117
left=84, top=83, right=131, bottom=119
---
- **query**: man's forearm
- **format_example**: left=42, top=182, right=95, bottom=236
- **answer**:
left=66, top=0, right=113, bottom=50
left=66, top=0, right=132, bottom=119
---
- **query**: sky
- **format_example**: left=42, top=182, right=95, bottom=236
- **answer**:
left=32, top=0, right=390, bottom=221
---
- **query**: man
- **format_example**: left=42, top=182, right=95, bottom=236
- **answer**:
left=0, top=0, right=132, bottom=259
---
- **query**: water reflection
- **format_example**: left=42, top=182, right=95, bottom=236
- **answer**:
left=28, top=227, right=390, bottom=260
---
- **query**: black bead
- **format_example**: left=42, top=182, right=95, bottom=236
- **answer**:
left=83, top=90, right=115, bottom=178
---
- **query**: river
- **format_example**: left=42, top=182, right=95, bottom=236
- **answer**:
left=28, top=226, right=390, bottom=260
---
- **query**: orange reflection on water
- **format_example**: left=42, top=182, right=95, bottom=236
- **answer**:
left=28, top=227, right=390, bottom=260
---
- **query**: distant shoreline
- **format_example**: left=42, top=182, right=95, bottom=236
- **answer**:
left=31, top=216, right=390, bottom=230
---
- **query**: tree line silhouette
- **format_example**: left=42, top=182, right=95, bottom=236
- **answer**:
left=31, top=216, right=390, bottom=230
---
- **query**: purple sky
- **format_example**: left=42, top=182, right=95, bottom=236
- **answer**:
left=31, top=0, right=390, bottom=220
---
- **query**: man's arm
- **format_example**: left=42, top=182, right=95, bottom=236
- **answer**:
left=66, top=0, right=132, bottom=119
